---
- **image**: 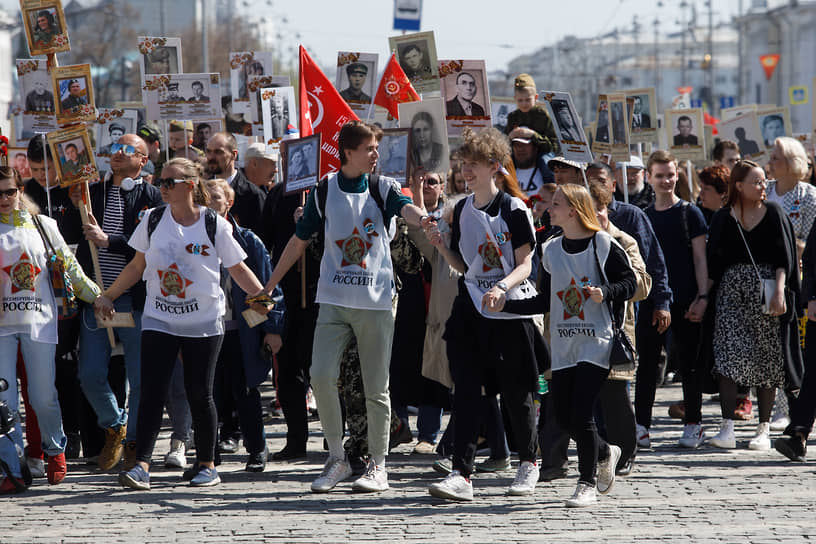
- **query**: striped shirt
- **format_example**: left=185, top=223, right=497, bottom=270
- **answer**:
left=98, top=184, right=129, bottom=289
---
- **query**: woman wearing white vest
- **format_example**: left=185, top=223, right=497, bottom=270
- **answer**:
left=0, top=166, right=103, bottom=491
left=495, top=184, right=636, bottom=508
left=423, top=128, right=541, bottom=501
left=94, top=158, right=270, bottom=490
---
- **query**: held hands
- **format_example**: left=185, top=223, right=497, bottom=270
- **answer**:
left=246, top=292, right=274, bottom=316
left=481, top=286, right=506, bottom=313
left=93, top=294, right=115, bottom=320
left=421, top=216, right=443, bottom=248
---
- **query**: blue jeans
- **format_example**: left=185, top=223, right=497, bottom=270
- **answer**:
left=0, top=333, right=65, bottom=477
left=417, top=405, right=443, bottom=444
left=78, top=295, right=142, bottom=441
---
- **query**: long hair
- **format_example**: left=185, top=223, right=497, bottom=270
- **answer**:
left=558, top=183, right=601, bottom=232
left=496, top=160, right=526, bottom=199
left=726, top=159, right=762, bottom=208
left=164, top=157, right=210, bottom=206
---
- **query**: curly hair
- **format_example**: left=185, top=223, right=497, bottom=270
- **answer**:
left=454, top=127, right=511, bottom=167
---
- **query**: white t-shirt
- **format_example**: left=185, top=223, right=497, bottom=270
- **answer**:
left=516, top=166, right=546, bottom=197
left=129, top=206, right=247, bottom=337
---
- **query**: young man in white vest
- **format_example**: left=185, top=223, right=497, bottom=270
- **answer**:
left=256, top=121, right=427, bottom=493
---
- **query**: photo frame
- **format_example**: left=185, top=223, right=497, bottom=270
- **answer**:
left=47, top=124, right=99, bottom=187
left=756, top=106, right=792, bottom=149
left=142, top=73, right=222, bottom=121
left=282, top=134, right=321, bottom=195
left=335, top=52, right=379, bottom=114
left=591, top=94, right=611, bottom=157
left=438, top=59, right=491, bottom=138
left=230, top=51, right=275, bottom=114
left=375, top=128, right=411, bottom=185
left=138, top=37, right=183, bottom=84
left=540, top=90, right=592, bottom=164
left=607, top=92, right=631, bottom=162
left=247, top=75, right=291, bottom=124
left=388, top=30, right=439, bottom=94
left=21, top=0, right=70, bottom=56
left=666, top=108, right=706, bottom=161
left=716, top=112, right=766, bottom=162
left=192, top=119, right=222, bottom=150
left=17, top=59, right=58, bottom=140
left=721, top=104, right=757, bottom=121
left=398, top=97, right=450, bottom=175
left=52, top=64, right=95, bottom=125
left=94, top=108, right=138, bottom=173
left=260, top=86, right=296, bottom=151
left=8, top=147, right=31, bottom=179
left=491, top=97, right=514, bottom=133
left=621, top=87, right=657, bottom=143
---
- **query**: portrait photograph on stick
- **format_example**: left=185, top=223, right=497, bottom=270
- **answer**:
left=143, top=73, right=222, bottom=121
left=283, top=134, right=321, bottom=195
left=375, top=128, right=411, bottom=185
left=335, top=52, right=379, bottom=113
left=261, top=86, right=296, bottom=150
left=398, top=97, right=450, bottom=175
left=540, top=90, right=593, bottom=164
left=622, top=87, right=657, bottom=143
left=591, top=94, right=611, bottom=157
left=717, top=112, right=766, bottom=161
left=757, top=106, right=792, bottom=148
left=247, top=74, right=291, bottom=124
left=230, top=51, right=275, bottom=114
left=21, top=0, right=70, bottom=56
left=47, top=124, right=99, bottom=187
left=388, top=30, right=439, bottom=94
left=17, top=58, right=58, bottom=140
left=52, top=64, right=95, bottom=125
left=607, top=92, right=631, bottom=162
left=138, top=36, right=183, bottom=84
left=438, top=59, right=491, bottom=137
left=666, top=107, right=706, bottom=161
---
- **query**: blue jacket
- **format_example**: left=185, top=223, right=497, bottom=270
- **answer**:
left=226, top=215, right=285, bottom=388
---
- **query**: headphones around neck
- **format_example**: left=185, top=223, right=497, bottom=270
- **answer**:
left=120, top=177, right=136, bottom=191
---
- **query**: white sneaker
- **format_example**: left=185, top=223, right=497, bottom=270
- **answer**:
left=770, top=414, right=790, bottom=432
left=748, top=422, right=771, bottom=450
left=310, top=456, right=352, bottom=493
left=597, top=445, right=621, bottom=494
left=351, top=461, right=389, bottom=492
left=708, top=419, right=736, bottom=449
left=306, top=387, right=318, bottom=416
left=565, top=482, right=597, bottom=507
left=507, top=461, right=539, bottom=496
left=678, top=423, right=706, bottom=449
left=26, top=456, right=45, bottom=478
left=164, top=439, right=186, bottom=469
left=636, top=424, right=650, bottom=449
left=428, top=470, right=474, bottom=501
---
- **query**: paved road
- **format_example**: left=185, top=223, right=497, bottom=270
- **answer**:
left=2, top=383, right=815, bottom=543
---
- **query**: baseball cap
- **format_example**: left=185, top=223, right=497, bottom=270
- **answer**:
left=615, top=155, right=645, bottom=170
left=509, top=126, right=540, bottom=145
left=244, top=142, right=279, bottom=162
left=137, top=124, right=161, bottom=143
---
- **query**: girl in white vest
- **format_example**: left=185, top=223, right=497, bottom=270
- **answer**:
left=94, top=158, right=269, bottom=490
left=495, top=184, right=636, bottom=508
left=423, top=128, right=541, bottom=501
left=0, top=166, right=103, bottom=491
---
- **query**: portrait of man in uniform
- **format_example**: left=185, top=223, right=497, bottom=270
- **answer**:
left=631, top=95, right=651, bottom=129
left=31, top=9, right=61, bottom=47
left=60, top=140, right=89, bottom=178
left=60, top=79, right=87, bottom=112
left=25, top=80, right=55, bottom=113
left=188, top=80, right=210, bottom=103
left=98, top=122, right=127, bottom=156
left=398, top=43, right=432, bottom=81
left=339, top=62, right=372, bottom=104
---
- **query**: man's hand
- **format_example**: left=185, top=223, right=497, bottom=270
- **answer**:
left=93, top=294, right=115, bottom=320
left=652, top=308, right=671, bottom=333
left=82, top=213, right=109, bottom=248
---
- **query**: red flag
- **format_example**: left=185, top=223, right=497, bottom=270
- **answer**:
left=373, top=53, right=420, bottom=120
left=760, top=54, right=780, bottom=81
left=298, top=45, right=359, bottom=178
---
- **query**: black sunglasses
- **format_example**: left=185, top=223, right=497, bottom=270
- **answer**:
left=157, top=177, right=189, bottom=189
left=0, top=188, right=19, bottom=199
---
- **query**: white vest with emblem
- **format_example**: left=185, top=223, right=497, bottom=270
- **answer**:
left=316, top=173, right=395, bottom=310
left=541, top=231, right=616, bottom=371
left=458, top=193, right=539, bottom=319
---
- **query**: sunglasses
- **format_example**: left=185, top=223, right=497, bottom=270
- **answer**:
left=0, top=188, right=19, bottom=199
left=111, top=143, right=145, bottom=157
left=423, top=178, right=441, bottom=186
left=157, top=177, right=189, bottom=189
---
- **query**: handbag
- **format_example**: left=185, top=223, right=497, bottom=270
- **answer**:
left=32, top=215, right=78, bottom=319
left=592, top=235, right=636, bottom=370
left=732, top=211, right=776, bottom=315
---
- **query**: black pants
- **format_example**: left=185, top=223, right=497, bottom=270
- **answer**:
left=215, top=330, right=265, bottom=455
left=789, top=320, right=816, bottom=438
left=635, top=301, right=703, bottom=428
left=136, top=331, right=223, bottom=465
left=551, top=362, right=610, bottom=485
left=445, top=298, right=538, bottom=478
left=275, top=303, right=317, bottom=450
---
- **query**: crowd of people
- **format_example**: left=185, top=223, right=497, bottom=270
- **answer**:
left=2, top=70, right=816, bottom=509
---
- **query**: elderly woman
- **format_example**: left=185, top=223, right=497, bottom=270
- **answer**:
left=96, top=158, right=270, bottom=490
left=0, top=166, right=102, bottom=492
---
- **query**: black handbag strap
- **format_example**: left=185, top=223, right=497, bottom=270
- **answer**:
left=591, top=234, right=620, bottom=330
left=31, top=214, right=58, bottom=260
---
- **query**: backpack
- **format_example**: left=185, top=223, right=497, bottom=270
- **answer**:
left=314, top=174, right=391, bottom=237
left=146, top=205, right=218, bottom=246
left=452, top=191, right=516, bottom=242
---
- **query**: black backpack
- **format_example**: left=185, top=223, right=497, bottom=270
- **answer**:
left=146, top=205, right=218, bottom=246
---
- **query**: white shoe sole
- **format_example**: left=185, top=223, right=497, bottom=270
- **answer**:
left=597, top=446, right=621, bottom=495
left=506, top=486, right=535, bottom=496
left=709, top=438, right=736, bottom=449
left=748, top=440, right=771, bottom=451
left=428, top=485, right=473, bottom=501
left=190, top=476, right=221, bottom=487
left=565, top=497, right=596, bottom=508
left=351, top=481, right=389, bottom=492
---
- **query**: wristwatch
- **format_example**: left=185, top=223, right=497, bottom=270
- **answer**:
left=495, top=281, right=509, bottom=292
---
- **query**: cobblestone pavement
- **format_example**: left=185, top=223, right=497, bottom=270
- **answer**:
left=2, top=383, right=815, bottom=543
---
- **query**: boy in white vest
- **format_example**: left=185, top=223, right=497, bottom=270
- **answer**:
left=256, top=121, right=427, bottom=493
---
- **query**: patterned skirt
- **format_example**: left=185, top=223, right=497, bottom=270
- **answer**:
left=713, top=263, right=785, bottom=388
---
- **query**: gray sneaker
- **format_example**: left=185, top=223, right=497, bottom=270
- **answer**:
left=597, top=445, right=621, bottom=495
left=428, top=471, right=473, bottom=501
left=565, top=482, right=597, bottom=507
left=507, top=461, right=539, bottom=496
left=351, top=461, right=388, bottom=492
left=475, top=457, right=512, bottom=473
left=311, top=456, right=352, bottom=493
left=431, top=458, right=452, bottom=475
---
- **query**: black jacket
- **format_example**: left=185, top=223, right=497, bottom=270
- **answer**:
left=24, top=179, right=83, bottom=244
left=75, top=178, right=163, bottom=311
left=229, top=169, right=265, bottom=234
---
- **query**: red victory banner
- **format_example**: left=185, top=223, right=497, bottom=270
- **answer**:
left=298, top=45, right=359, bottom=178
left=677, top=86, right=693, bottom=95
left=760, top=54, right=781, bottom=81
left=373, top=53, right=420, bottom=120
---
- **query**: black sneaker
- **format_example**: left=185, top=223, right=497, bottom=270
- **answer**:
left=774, top=436, right=807, bottom=462
left=218, top=438, right=239, bottom=454
left=270, top=445, right=306, bottom=461
left=348, top=455, right=367, bottom=476
left=245, top=450, right=266, bottom=472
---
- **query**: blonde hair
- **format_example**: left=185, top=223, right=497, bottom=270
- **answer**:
left=164, top=157, right=210, bottom=206
left=205, top=178, right=234, bottom=202
left=455, top=127, right=511, bottom=167
left=775, top=136, right=810, bottom=180
left=558, top=184, right=601, bottom=232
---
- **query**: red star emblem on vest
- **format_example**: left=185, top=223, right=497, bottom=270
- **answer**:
left=3, top=252, right=42, bottom=293
left=478, top=234, right=503, bottom=272
left=335, top=227, right=372, bottom=268
left=556, top=277, right=590, bottom=320
left=157, top=263, right=193, bottom=298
